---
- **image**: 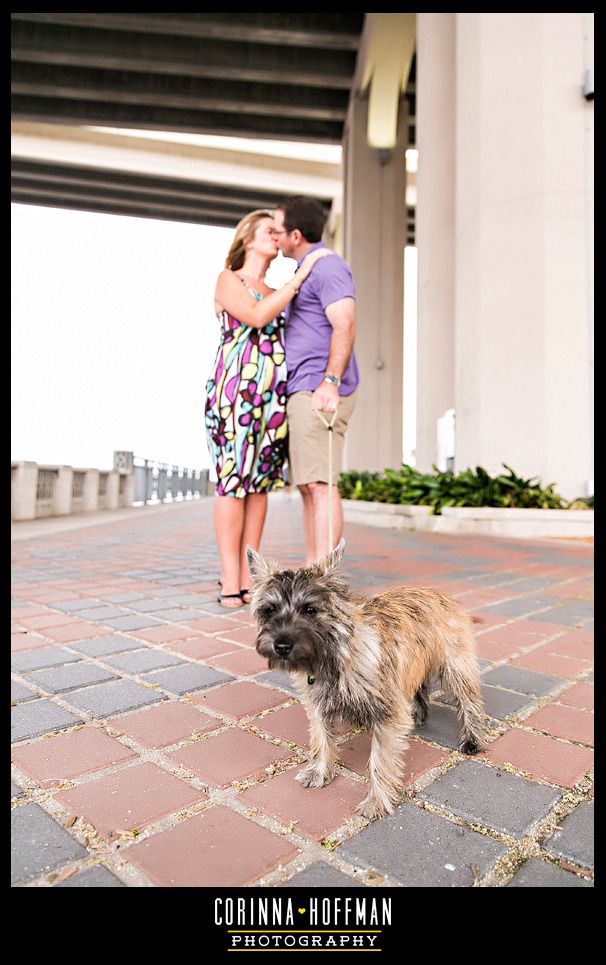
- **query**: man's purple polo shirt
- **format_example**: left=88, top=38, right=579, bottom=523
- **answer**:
left=284, top=242, right=359, bottom=397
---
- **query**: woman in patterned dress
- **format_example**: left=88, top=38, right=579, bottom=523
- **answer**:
left=205, top=209, right=329, bottom=607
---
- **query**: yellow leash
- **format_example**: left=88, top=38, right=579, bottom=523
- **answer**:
left=315, top=408, right=338, bottom=555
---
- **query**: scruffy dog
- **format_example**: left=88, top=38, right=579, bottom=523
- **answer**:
left=247, top=539, right=486, bottom=820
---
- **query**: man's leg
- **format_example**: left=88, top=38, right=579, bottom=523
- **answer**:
left=307, top=481, right=344, bottom=561
left=298, top=484, right=316, bottom=565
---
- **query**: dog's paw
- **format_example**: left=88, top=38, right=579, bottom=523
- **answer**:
left=412, top=705, right=428, bottom=726
left=356, top=796, right=392, bottom=821
left=460, top=736, right=485, bottom=755
left=296, top=766, right=334, bottom=788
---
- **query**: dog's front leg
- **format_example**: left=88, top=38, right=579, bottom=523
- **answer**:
left=357, top=710, right=412, bottom=820
left=296, top=707, right=338, bottom=788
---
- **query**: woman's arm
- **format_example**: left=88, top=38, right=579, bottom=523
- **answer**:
left=214, top=248, right=331, bottom=329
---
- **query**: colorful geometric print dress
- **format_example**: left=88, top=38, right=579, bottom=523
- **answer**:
left=205, top=285, right=288, bottom=498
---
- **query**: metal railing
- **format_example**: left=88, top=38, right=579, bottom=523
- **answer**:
left=132, top=456, right=208, bottom=506
left=11, top=452, right=210, bottom=521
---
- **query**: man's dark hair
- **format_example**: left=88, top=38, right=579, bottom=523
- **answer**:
left=278, top=196, right=327, bottom=243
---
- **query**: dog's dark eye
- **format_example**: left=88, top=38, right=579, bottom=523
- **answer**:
left=260, top=604, right=276, bottom=620
left=303, top=605, right=317, bottom=616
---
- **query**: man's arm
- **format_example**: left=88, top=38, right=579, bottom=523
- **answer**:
left=311, top=296, right=356, bottom=413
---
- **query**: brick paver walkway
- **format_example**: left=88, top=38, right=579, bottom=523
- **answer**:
left=11, top=493, right=594, bottom=887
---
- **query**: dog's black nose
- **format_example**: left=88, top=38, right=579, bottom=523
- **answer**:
left=274, top=638, right=293, bottom=656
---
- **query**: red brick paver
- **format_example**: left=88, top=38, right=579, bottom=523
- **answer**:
left=38, top=621, right=106, bottom=643
left=11, top=631, right=50, bottom=652
left=128, top=805, right=298, bottom=886
left=511, top=649, right=591, bottom=679
left=482, top=729, right=594, bottom=787
left=206, top=648, right=268, bottom=676
left=167, top=728, right=292, bottom=788
left=197, top=681, right=289, bottom=718
left=164, top=636, right=243, bottom=660
left=525, top=705, right=594, bottom=746
left=253, top=703, right=313, bottom=747
left=241, top=769, right=366, bottom=841
left=557, top=681, right=594, bottom=711
left=55, top=762, right=206, bottom=840
left=109, top=702, right=221, bottom=748
left=11, top=726, right=137, bottom=786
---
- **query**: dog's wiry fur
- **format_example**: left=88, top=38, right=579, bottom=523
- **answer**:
left=247, top=540, right=486, bottom=820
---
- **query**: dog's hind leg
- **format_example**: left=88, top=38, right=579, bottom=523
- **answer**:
left=441, top=651, right=486, bottom=754
left=296, top=709, right=338, bottom=788
left=412, top=681, right=430, bottom=726
left=357, top=707, right=414, bottom=820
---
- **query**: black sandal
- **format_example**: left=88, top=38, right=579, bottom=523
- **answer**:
left=217, top=592, right=243, bottom=608
left=240, top=588, right=252, bottom=604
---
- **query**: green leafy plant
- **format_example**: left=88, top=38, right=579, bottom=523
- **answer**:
left=338, top=463, right=591, bottom=515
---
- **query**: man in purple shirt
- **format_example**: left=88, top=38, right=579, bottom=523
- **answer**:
left=274, top=196, right=359, bottom=563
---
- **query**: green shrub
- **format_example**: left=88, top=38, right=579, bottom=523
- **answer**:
left=337, top=463, right=592, bottom=515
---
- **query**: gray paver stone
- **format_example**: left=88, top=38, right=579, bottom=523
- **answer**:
left=55, top=866, right=126, bottom=887
left=435, top=684, right=534, bottom=720
left=507, top=858, right=592, bottom=887
left=482, top=665, right=563, bottom=696
left=12, top=804, right=87, bottom=885
left=103, top=650, right=187, bottom=673
left=24, top=662, right=119, bottom=693
left=284, top=861, right=366, bottom=887
left=543, top=801, right=594, bottom=870
left=419, top=760, right=561, bottom=837
left=143, top=664, right=234, bottom=694
left=412, top=703, right=461, bottom=749
left=527, top=604, right=593, bottom=626
left=11, top=700, right=83, bottom=742
left=64, top=679, right=162, bottom=717
left=48, top=599, right=105, bottom=613
left=11, top=647, right=82, bottom=673
left=101, top=615, right=163, bottom=631
left=477, top=596, right=561, bottom=617
left=72, top=606, right=130, bottom=621
left=339, top=801, right=507, bottom=887
left=146, top=607, right=206, bottom=622
left=256, top=671, right=298, bottom=694
left=11, top=680, right=39, bottom=703
left=120, top=598, right=184, bottom=613
left=69, top=636, right=147, bottom=657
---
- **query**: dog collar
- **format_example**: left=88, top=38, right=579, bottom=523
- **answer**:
left=307, top=674, right=315, bottom=685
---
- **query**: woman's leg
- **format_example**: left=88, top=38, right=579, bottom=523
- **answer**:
left=214, top=494, right=245, bottom=607
left=239, top=493, right=268, bottom=597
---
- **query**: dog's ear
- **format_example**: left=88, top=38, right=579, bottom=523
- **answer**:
left=246, top=545, right=275, bottom=584
left=316, top=538, right=346, bottom=576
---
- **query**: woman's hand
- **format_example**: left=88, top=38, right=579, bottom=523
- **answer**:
left=293, top=247, right=333, bottom=286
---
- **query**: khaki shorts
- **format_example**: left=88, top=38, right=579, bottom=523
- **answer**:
left=286, top=390, right=357, bottom=486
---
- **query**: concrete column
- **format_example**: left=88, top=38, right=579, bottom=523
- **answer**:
left=119, top=472, right=136, bottom=508
left=82, top=469, right=99, bottom=513
left=105, top=470, right=120, bottom=510
left=53, top=467, right=73, bottom=516
left=415, top=14, right=456, bottom=472
left=454, top=13, right=593, bottom=499
left=343, top=93, right=407, bottom=472
left=11, top=461, right=38, bottom=520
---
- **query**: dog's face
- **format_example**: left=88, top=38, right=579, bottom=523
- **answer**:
left=247, top=540, right=351, bottom=675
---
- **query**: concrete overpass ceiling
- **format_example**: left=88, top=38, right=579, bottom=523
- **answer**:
left=11, top=13, right=416, bottom=229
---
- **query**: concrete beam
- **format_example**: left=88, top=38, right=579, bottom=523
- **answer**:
left=354, top=13, right=416, bottom=149
left=11, top=123, right=342, bottom=200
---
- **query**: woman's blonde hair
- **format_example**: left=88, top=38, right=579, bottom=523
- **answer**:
left=225, top=209, right=274, bottom=271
